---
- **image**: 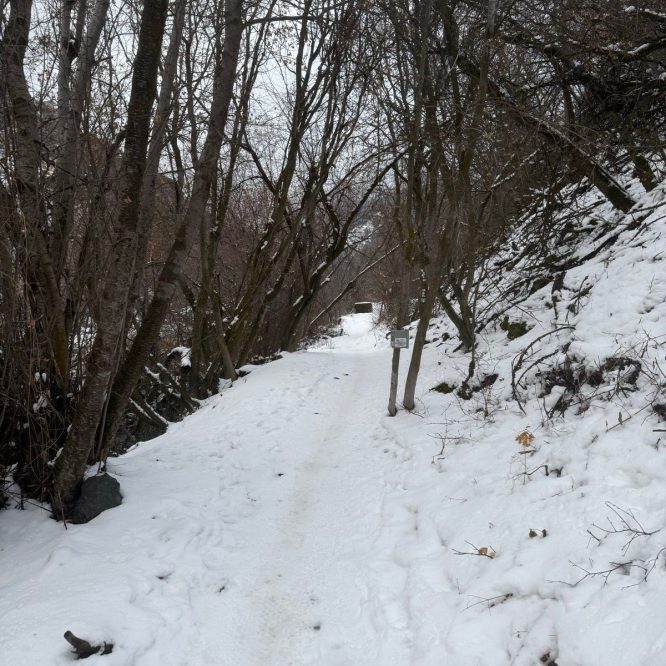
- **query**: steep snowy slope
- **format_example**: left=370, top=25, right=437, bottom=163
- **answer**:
left=1, top=180, right=665, bottom=665
left=371, top=180, right=666, bottom=665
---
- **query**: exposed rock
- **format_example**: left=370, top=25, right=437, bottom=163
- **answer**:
left=500, top=316, right=530, bottom=340
left=69, top=474, right=122, bottom=524
left=476, top=373, right=499, bottom=390
left=653, top=403, right=666, bottom=421
left=433, top=381, right=456, bottom=394
left=529, top=276, right=551, bottom=294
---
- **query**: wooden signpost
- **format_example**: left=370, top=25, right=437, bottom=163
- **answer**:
left=388, top=329, right=409, bottom=416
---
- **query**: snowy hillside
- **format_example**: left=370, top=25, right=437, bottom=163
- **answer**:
left=1, top=181, right=666, bottom=665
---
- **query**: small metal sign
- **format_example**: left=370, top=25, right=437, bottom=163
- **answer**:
left=390, top=329, right=409, bottom=349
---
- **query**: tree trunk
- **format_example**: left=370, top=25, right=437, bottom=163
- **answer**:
left=100, top=0, right=244, bottom=452
left=439, top=274, right=476, bottom=352
left=1, top=0, right=70, bottom=385
left=126, top=0, right=186, bottom=327
left=402, top=281, right=439, bottom=411
left=626, top=145, right=657, bottom=192
left=52, top=0, right=169, bottom=517
left=454, top=54, right=637, bottom=213
left=387, top=347, right=401, bottom=416
left=387, top=268, right=412, bottom=415
left=52, top=0, right=111, bottom=280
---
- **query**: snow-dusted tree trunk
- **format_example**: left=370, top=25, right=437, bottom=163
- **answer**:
left=403, top=0, right=493, bottom=410
left=189, top=10, right=272, bottom=391
left=402, top=282, right=439, bottom=411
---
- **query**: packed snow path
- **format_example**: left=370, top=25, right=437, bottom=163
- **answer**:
left=211, top=325, right=410, bottom=665
left=0, top=315, right=423, bottom=665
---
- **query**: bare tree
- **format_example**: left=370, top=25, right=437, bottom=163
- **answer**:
left=52, top=0, right=170, bottom=516
left=98, top=0, right=245, bottom=452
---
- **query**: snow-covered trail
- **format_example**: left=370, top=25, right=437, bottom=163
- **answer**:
left=209, top=347, right=402, bottom=665
left=0, top=314, right=420, bottom=666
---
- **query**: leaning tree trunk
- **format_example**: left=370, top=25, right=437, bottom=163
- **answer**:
left=454, top=54, right=637, bottom=213
left=52, top=0, right=169, bottom=517
left=100, top=0, right=244, bottom=454
left=402, top=274, right=440, bottom=411
left=125, top=0, right=186, bottom=325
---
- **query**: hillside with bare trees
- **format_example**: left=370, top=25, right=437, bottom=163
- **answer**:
left=1, top=0, right=664, bottom=519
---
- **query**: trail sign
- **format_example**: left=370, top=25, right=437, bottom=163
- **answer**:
left=390, top=329, right=409, bottom=349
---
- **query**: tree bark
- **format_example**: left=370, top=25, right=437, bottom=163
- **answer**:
left=402, top=275, right=439, bottom=411
left=100, top=0, right=244, bottom=452
left=126, top=0, right=186, bottom=321
left=52, top=0, right=169, bottom=516
left=1, top=0, right=71, bottom=385
left=52, top=0, right=111, bottom=280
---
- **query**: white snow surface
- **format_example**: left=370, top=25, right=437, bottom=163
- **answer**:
left=2, top=181, right=666, bottom=665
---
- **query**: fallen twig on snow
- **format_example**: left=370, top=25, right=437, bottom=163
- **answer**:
left=453, top=540, right=497, bottom=558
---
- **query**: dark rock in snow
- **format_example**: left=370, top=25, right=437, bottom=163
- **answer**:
left=500, top=316, right=530, bottom=340
left=433, top=381, right=456, bottom=394
left=529, top=276, right=551, bottom=294
left=476, top=373, right=499, bottom=390
left=69, top=474, right=122, bottom=524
